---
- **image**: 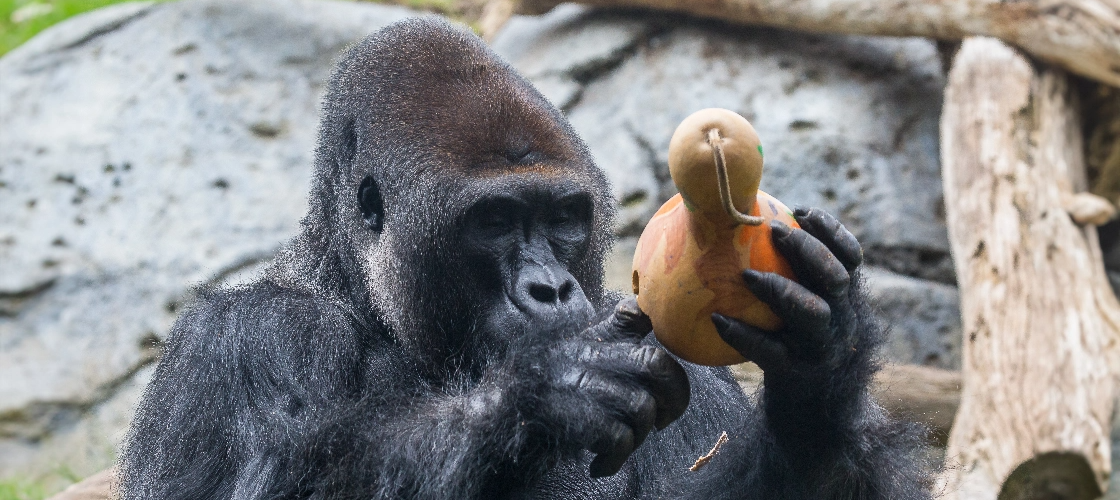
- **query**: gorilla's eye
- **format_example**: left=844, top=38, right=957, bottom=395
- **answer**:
left=503, top=145, right=532, bottom=163
left=478, top=208, right=515, bottom=230
left=550, top=197, right=590, bottom=227
left=357, top=176, right=384, bottom=232
left=466, top=198, right=524, bottom=240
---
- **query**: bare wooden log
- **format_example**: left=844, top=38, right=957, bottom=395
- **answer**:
left=1064, top=192, right=1117, bottom=225
left=515, top=0, right=1120, bottom=88
left=480, top=0, right=518, bottom=40
left=731, top=362, right=962, bottom=444
left=937, top=37, right=1120, bottom=499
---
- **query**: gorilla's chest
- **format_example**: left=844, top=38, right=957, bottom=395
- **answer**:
left=515, top=452, right=638, bottom=499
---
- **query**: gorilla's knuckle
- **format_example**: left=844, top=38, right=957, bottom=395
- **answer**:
left=629, top=391, right=657, bottom=420
left=614, top=297, right=641, bottom=317
left=648, top=347, right=677, bottom=372
left=560, top=368, right=596, bottom=391
left=826, top=267, right=851, bottom=293
left=812, top=299, right=832, bottom=322
left=631, top=345, right=656, bottom=364
left=573, top=343, right=599, bottom=363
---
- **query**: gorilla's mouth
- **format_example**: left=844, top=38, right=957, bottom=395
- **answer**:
left=482, top=290, right=594, bottom=345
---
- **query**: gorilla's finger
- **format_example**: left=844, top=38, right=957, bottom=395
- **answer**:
left=741, top=270, right=832, bottom=338
left=576, top=344, right=690, bottom=429
left=586, top=421, right=636, bottom=478
left=769, top=220, right=850, bottom=298
left=585, top=383, right=656, bottom=451
left=792, top=206, right=862, bottom=272
left=712, top=313, right=790, bottom=374
left=612, top=297, right=653, bottom=335
left=590, top=451, right=630, bottom=478
left=582, top=297, right=653, bottom=344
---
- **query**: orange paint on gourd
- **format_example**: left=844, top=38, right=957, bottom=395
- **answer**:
left=631, top=109, right=798, bottom=366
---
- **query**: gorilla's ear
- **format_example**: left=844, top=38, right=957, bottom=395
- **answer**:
left=358, top=176, right=384, bottom=232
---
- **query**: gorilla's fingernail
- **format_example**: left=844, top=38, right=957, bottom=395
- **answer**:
left=792, top=205, right=810, bottom=217
left=741, top=269, right=762, bottom=283
left=711, top=313, right=730, bottom=333
left=616, top=297, right=641, bottom=316
left=769, top=220, right=791, bottom=237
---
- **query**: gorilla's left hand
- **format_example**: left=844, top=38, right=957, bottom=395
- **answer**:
left=712, top=207, right=864, bottom=386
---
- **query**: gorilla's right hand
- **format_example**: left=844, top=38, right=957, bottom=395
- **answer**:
left=537, top=297, right=690, bottom=478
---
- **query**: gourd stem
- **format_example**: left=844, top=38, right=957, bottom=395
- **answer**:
left=708, top=129, right=765, bottom=226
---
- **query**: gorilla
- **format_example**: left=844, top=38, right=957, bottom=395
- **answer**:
left=119, top=17, right=932, bottom=499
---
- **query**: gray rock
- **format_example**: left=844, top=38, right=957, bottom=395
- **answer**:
left=492, top=4, right=654, bottom=110
left=494, top=9, right=954, bottom=285
left=864, top=266, right=962, bottom=370
left=0, top=0, right=415, bottom=477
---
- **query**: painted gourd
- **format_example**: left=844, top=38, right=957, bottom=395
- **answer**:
left=631, top=108, right=799, bottom=366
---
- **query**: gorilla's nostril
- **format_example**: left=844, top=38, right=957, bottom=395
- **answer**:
left=558, top=281, right=573, bottom=302
left=529, top=283, right=558, bottom=303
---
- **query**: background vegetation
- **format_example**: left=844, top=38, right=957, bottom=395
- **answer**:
left=0, top=0, right=486, bottom=56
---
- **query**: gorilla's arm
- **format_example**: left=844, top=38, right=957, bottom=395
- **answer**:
left=675, top=208, right=933, bottom=499
left=119, top=283, right=687, bottom=500
left=304, top=303, right=689, bottom=499
left=118, top=284, right=374, bottom=499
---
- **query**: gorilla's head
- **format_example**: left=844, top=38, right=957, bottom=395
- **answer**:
left=286, top=18, right=615, bottom=368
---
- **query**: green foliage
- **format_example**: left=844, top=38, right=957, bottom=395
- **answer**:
left=0, top=0, right=167, bottom=56
left=0, top=464, right=89, bottom=500
left=0, top=479, right=46, bottom=500
left=392, top=0, right=459, bottom=15
left=0, top=0, right=483, bottom=57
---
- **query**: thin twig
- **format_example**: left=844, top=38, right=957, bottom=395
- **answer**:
left=708, top=129, right=764, bottom=226
left=689, top=431, right=730, bottom=471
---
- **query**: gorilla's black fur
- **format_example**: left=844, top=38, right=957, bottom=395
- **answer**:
left=119, top=17, right=933, bottom=499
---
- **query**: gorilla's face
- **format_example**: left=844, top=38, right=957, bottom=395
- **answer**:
left=458, top=175, right=597, bottom=350
left=354, top=165, right=605, bottom=371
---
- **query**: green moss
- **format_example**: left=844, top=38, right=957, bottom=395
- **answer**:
left=0, top=479, right=46, bottom=500
left=0, top=0, right=487, bottom=56
left=0, top=0, right=175, bottom=56
left=395, top=0, right=458, bottom=14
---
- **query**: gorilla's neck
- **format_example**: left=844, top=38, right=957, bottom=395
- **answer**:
left=269, top=224, right=378, bottom=330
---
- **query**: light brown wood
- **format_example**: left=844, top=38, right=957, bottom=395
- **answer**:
left=516, top=0, right=1120, bottom=88
left=46, top=468, right=114, bottom=500
left=732, top=362, right=962, bottom=443
left=937, top=36, right=1120, bottom=499
left=479, top=0, right=517, bottom=41
left=1063, top=192, right=1117, bottom=226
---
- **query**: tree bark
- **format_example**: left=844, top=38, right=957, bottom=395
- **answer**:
left=516, top=0, right=1120, bottom=88
left=937, top=37, right=1120, bottom=499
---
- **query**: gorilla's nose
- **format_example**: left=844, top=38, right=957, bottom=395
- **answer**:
left=517, top=265, right=592, bottom=320
left=528, top=280, right=573, bottom=304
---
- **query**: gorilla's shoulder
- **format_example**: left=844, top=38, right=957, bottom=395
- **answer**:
left=169, top=281, right=363, bottom=349
left=190, top=280, right=338, bottom=318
